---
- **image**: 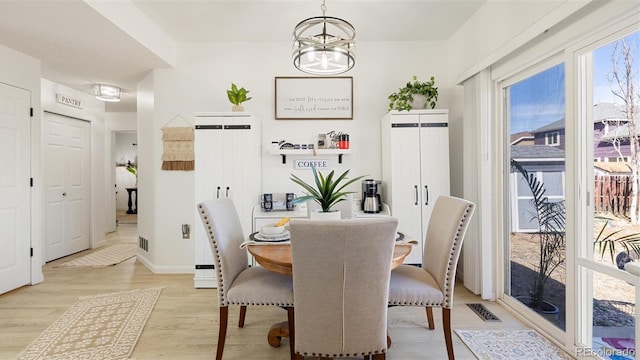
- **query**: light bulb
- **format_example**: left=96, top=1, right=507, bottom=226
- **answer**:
left=321, top=52, right=328, bottom=69
left=307, top=50, right=315, bottom=61
left=334, top=50, right=341, bottom=62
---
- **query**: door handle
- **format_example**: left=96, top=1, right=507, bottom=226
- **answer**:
left=424, top=185, right=429, bottom=205
left=62, top=192, right=67, bottom=196
left=414, top=185, right=418, bottom=205
left=216, top=186, right=220, bottom=199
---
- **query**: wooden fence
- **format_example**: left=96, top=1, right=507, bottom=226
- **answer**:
left=594, top=175, right=638, bottom=216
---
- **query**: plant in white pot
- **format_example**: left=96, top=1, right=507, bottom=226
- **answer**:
left=226, top=83, right=252, bottom=112
left=290, top=166, right=364, bottom=219
left=388, top=75, right=438, bottom=111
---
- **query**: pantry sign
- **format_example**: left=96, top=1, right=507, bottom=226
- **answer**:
left=294, top=159, right=330, bottom=170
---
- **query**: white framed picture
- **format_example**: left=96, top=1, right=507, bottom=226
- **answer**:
left=275, top=76, right=353, bottom=120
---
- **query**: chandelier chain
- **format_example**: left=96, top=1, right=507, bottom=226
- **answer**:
left=321, top=0, right=326, bottom=16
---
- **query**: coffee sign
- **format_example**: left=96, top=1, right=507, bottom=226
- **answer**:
left=294, top=159, right=330, bottom=170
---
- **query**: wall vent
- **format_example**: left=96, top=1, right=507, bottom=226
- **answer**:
left=139, top=236, right=149, bottom=252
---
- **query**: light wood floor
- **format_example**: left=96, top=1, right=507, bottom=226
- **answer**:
left=0, top=224, right=530, bottom=360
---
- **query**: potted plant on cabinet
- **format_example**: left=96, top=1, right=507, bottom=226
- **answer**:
left=290, top=166, right=364, bottom=219
left=511, top=159, right=565, bottom=320
left=388, top=75, right=438, bottom=111
left=226, top=83, right=252, bottom=112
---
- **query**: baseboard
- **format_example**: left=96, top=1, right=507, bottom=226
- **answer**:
left=135, top=252, right=193, bottom=274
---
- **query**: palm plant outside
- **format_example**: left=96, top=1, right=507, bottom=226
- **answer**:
left=511, top=159, right=566, bottom=311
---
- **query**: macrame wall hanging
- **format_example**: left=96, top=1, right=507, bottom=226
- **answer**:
left=161, top=115, right=194, bottom=171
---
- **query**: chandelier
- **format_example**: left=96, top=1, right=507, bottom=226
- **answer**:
left=292, top=0, right=355, bottom=75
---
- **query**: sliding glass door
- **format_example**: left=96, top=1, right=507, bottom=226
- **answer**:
left=501, top=61, right=567, bottom=331
left=575, top=29, right=639, bottom=359
left=496, top=26, right=639, bottom=356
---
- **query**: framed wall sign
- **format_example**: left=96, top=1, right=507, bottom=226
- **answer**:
left=275, top=76, right=353, bottom=120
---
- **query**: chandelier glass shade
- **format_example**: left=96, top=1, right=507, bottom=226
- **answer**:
left=92, top=84, right=121, bottom=102
left=292, top=2, right=355, bottom=75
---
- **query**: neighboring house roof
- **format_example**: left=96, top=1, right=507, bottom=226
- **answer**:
left=601, top=122, right=640, bottom=140
left=531, top=119, right=565, bottom=134
left=593, top=102, right=627, bottom=122
left=528, top=103, right=625, bottom=135
left=510, top=131, right=534, bottom=145
left=594, top=161, right=631, bottom=174
left=511, top=145, right=565, bottom=160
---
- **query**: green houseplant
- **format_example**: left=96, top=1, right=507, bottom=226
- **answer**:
left=290, top=166, right=365, bottom=214
left=388, top=75, right=438, bottom=111
left=126, top=161, right=137, bottom=186
left=226, top=83, right=252, bottom=111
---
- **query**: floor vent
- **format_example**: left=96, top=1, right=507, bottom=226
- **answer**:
left=139, top=236, right=149, bottom=252
left=467, top=303, right=501, bottom=322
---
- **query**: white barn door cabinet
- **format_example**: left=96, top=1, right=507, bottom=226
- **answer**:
left=194, top=112, right=261, bottom=288
left=381, top=109, right=450, bottom=264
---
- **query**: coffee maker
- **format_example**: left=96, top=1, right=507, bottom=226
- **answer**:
left=361, top=179, right=382, bottom=213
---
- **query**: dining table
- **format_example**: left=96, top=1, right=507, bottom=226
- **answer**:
left=246, top=236, right=414, bottom=348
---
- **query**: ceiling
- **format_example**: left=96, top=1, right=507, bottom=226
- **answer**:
left=0, top=0, right=485, bottom=112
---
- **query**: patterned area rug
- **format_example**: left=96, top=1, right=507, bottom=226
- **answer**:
left=455, top=329, right=573, bottom=359
left=17, top=288, right=162, bottom=360
left=53, top=244, right=137, bottom=269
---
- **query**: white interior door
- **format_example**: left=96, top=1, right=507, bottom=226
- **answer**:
left=44, top=112, right=91, bottom=261
left=0, top=83, right=31, bottom=295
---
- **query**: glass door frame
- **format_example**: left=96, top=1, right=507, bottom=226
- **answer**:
left=491, top=15, right=640, bottom=356
left=570, top=20, right=640, bottom=354
left=493, top=53, right=569, bottom=346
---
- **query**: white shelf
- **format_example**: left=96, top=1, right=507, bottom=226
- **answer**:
left=269, top=148, right=352, bottom=164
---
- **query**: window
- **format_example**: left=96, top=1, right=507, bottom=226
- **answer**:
left=545, top=131, right=560, bottom=146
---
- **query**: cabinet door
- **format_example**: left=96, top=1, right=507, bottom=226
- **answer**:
left=388, top=114, right=423, bottom=264
left=195, top=119, right=225, bottom=202
left=194, top=118, right=226, bottom=288
left=222, top=120, right=260, bottom=237
left=419, top=113, right=450, bottom=233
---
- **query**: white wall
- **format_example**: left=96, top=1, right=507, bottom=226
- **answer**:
left=0, top=44, right=43, bottom=284
left=106, top=112, right=137, bottom=132
left=139, top=40, right=450, bottom=272
left=41, top=79, right=107, bottom=249
left=136, top=72, right=156, bottom=269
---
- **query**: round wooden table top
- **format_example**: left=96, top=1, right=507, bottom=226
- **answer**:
left=247, top=242, right=413, bottom=276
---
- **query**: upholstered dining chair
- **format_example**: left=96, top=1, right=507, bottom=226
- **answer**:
left=387, top=195, right=475, bottom=360
left=289, top=217, right=399, bottom=360
left=197, top=198, right=295, bottom=360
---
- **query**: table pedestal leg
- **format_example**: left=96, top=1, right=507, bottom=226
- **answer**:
left=267, top=321, right=289, bottom=347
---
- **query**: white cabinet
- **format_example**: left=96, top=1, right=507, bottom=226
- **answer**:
left=194, top=112, right=261, bottom=288
left=381, top=110, right=450, bottom=264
